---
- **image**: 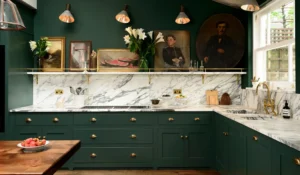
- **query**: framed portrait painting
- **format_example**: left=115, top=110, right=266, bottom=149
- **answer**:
left=42, top=37, right=65, bottom=72
left=196, top=13, right=245, bottom=68
left=69, top=41, right=92, bottom=71
left=154, top=30, right=190, bottom=72
left=97, top=49, right=139, bottom=72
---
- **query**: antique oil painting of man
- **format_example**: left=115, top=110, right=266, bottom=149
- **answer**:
left=154, top=30, right=190, bottom=71
left=69, top=41, right=92, bottom=71
left=196, top=14, right=245, bottom=68
left=42, top=37, right=65, bottom=72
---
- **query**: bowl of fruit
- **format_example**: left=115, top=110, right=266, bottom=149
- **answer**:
left=17, top=138, right=49, bottom=153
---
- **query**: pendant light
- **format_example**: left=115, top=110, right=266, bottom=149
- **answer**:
left=115, top=4, right=130, bottom=24
left=175, top=5, right=190, bottom=24
left=0, top=0, right=26, bottom=30
left=59, top=4, right=75, bottom=23
left=241, top=0, right=260, bottom=12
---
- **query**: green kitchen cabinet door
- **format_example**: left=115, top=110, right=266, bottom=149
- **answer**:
left=158, top=128, right=184, bottom=167
left=14, top=127, right=42, bottom=140
left=215, top=116, right=229, bottom=175
left=246, top=130, right=272, bottom=175
left=228, top=122, right=246, bottom=175
left=42, top=127, right=72, bottom=140
left=184, top=126, right=211, bottom=168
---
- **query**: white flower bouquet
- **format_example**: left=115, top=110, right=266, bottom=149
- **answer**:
left=29, top=37, right=52, bottom=59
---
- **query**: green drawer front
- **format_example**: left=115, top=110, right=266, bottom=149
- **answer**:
left=74, top=128, right=153, bottom=144
left=74, top=113, right=157, bottom=125
left=73, top=147, right=153, bottom=163
left=15, top=113, right=72, bottom=126
left=159, top=113, right=211, bottom=125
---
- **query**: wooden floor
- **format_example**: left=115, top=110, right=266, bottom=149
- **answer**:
left=55, top=170, right=220, bottom=175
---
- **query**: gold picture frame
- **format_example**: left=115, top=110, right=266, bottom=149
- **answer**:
left=42, top=37, right=65, bottom=72
left=97, top=49, right=139, bottom=72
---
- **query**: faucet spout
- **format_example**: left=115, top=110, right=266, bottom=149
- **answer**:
left=255, top=82, right=277, bottom=116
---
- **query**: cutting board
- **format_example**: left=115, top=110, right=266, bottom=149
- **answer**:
left=206, top=90, right=219, bottom=105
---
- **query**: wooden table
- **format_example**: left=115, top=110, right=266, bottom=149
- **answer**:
left=0, top=140, right=80, bottom=175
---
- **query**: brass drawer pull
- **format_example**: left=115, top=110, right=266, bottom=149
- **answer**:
left=38, top=136, right=41, bottom=139
left=253, top=136, right=258, bottom=141
left=91, top=134, right=97, bottom=139
left=42, top=136, right=46, bottom=139
left=131, top=134, right=137, bottom=139
left=185, top=135, right=188, bottom=139
left=181, top=135, right=184, bottom=139
left=168, top=117, right=174, bottom=122
left=294, top=158, right=300, bottom=165
left=194, top=117, right=200, bottom=121
left=53, top=118, right=59, bottom=123
left=130, top=153, right=136, bottom=158
left=25, top=118, right=32, bottom=123
left=90, top=153, right=97, bottom=158
left=130, top=118, right=136, bottom=122
left=223, top=132, right=228, bottom=136
left=90, top=118, right=97, bottom=122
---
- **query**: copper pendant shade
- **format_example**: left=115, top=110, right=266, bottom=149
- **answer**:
left=59, top=4, right=75, bottom=23
left=175, top=5, right=190, bottom=24
left=115, top=4, right=130, bottom=24
left=0, top=0, right=26, bottom=30
left=241, top=0, right=260, bottom=12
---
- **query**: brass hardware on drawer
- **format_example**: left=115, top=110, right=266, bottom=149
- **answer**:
left=38, top=136, right=41, bottom=139
left=194, top=117, right=200, bottom=121
left=181, top=135, right=184, bottom=139
left=223, top=132, right=229, bottom=136
left=131, top=134, right=137, bottom=139
left=130, top=118, right=136, bottom=122
left=253, top=136, right=258, bottom=141
left=185, top=135, right=189, bottom=139
left=53, top=118, right=59, bottom=123
left=90, top=118, right=97, bottom=122
left=130, top=153, right=136, bottom=158
left=42, top=136, right=46, bottom=139
left=294, top=158, right=300, bottom=165
left=90, top=153, right=97, bottom=158
left=168, top=117, right=174, bottom=122
left=25, top=118, right=32, bottom=123
left=91, top=134, right=97, bottom=139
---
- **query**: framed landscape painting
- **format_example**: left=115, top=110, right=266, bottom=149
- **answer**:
left=97, top=49, right=139, bottom=72
left=42, top=37, right=65, bottom=72
left=69, top=41, right=92, bottom=71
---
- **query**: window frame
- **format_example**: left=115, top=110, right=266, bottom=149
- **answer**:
left=253, top=0, right=295, bottom=87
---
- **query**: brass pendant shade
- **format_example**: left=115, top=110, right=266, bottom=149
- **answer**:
left=0, top=0, right=26, bottom=30
left=175, top=5, right=190, bottom=24
left=59, top=4, right=75, bottom=23
left=241, top=0, right=260, bottom=12
left=115, top=4, right=130, bottom=24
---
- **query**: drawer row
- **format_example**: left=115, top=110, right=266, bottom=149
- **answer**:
left=14, top=112, right=211, bottom=126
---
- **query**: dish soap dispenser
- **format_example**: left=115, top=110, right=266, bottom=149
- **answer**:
left=282, top=100, right=291, bottom=119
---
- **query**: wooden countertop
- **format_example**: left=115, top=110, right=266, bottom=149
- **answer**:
left=0, top=140, right=80, bottom=175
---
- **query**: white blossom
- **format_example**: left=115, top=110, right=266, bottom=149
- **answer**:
left=29, top=41, right=37, bottom=51
left=125, top=26, right=133, bottom=35
left=155, top=32, right=164, bottom=41
left=148, top=31, right=153, bottom=40
left=132, top=29, right=138, bottom=39
left=137, top=28, right=147, bottom=40
left=155, top=37, right=165, bottom=44
left=124, top=35, right=130, bottom=44
left=45, top=47, right=50, bottom=52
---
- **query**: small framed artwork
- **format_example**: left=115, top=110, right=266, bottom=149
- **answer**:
left=69, top=41, right=92, bottom=71
left=97, top=49, right=139, bottom=72
left=42, top=37, right=65, bottom=72
left=154, top=30, right=190, bottom=72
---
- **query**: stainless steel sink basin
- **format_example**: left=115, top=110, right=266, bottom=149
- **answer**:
left=226, top=109, right=257, bottom=114
left=81, top=106, right=151, bottom=109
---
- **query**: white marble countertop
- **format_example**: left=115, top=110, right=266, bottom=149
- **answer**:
left=9, top=105, right=300, bottom=152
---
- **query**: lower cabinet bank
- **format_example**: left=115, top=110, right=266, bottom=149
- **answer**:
left=9, top=112, right=300, bottom=174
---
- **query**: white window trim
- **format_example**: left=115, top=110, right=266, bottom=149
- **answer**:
left=253, top=0, right=295, bottom=90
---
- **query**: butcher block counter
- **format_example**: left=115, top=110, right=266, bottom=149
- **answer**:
left=0, top=140, right=80, bottom=175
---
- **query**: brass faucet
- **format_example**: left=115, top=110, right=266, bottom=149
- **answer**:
left=256, top=82, right=277, bottom=116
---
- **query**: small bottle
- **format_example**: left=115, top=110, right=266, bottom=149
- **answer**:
left=282, top=100, right=291, bottom=119
left=199, top=61, right=204, bottom=72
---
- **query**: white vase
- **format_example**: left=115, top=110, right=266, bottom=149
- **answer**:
left=73, top=95, right=85, bottom=107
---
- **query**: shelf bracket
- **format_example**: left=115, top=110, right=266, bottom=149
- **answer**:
left=201, top=74, right=205, bottom=84
left=148, top=74, right=152, bottom=85
left=236, top=74, right=240, bottom=85
left=34, top=75, right=38, bottom=84
left=86, top=74, right=90, bottom=84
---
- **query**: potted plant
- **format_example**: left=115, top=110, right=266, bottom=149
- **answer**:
left=29, top=37, right=52, bottom=71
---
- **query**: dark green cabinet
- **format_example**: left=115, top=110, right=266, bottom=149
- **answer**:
left=216, top=115, right=229, bottom=175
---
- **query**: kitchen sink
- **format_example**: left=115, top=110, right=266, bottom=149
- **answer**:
left=226, top=109, right=257, bottom=114
left=81, top=106, right=151, bottom=109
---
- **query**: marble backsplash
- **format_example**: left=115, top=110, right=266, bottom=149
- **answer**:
left=33, top=74, right=242, bottom=107
left=241, top=88, right=300, bottom=119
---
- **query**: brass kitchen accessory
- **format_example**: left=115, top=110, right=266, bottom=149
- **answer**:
left=206, top=90, right=219, bottom=105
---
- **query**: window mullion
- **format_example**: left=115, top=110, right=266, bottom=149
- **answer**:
left=288, top=44, right=293, bottom=82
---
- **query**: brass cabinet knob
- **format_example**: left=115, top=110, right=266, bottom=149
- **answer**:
left=42, top=136, right=46, bottom=139
left=223, top=132, right=229, bottom=136
left=253, top=136, right=258, bottom=141
left=91, top=134, right=97, bottom=139
left=90, top=118, right=97, bottom=122
left=25, top=118, right=32, bottom=123
left=38, top=136, right=41, bottom=139
left=130, top=153, right=136, bottom=158
left=185, top=135, right=189, bottom=139
left=130, top=118, right=136, bottom=122
left=53, top=117, right=59, bottom=123
left=168, top=117, right=174, bottom=122
left=194, top=117, right=200, bottom=121
left=294, top=158, right=300, bottom=165
left=131, top=134, right=137, bottom=139
left=90, top=153, right=97, bottom=158
left=181, top=135, right=184, bottom=139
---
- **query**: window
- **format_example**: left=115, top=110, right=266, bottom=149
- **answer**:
left=253, top=0, right=295, bottom=90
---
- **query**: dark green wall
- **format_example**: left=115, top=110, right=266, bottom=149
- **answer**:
left=35, top=0, right=251, bottom=81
